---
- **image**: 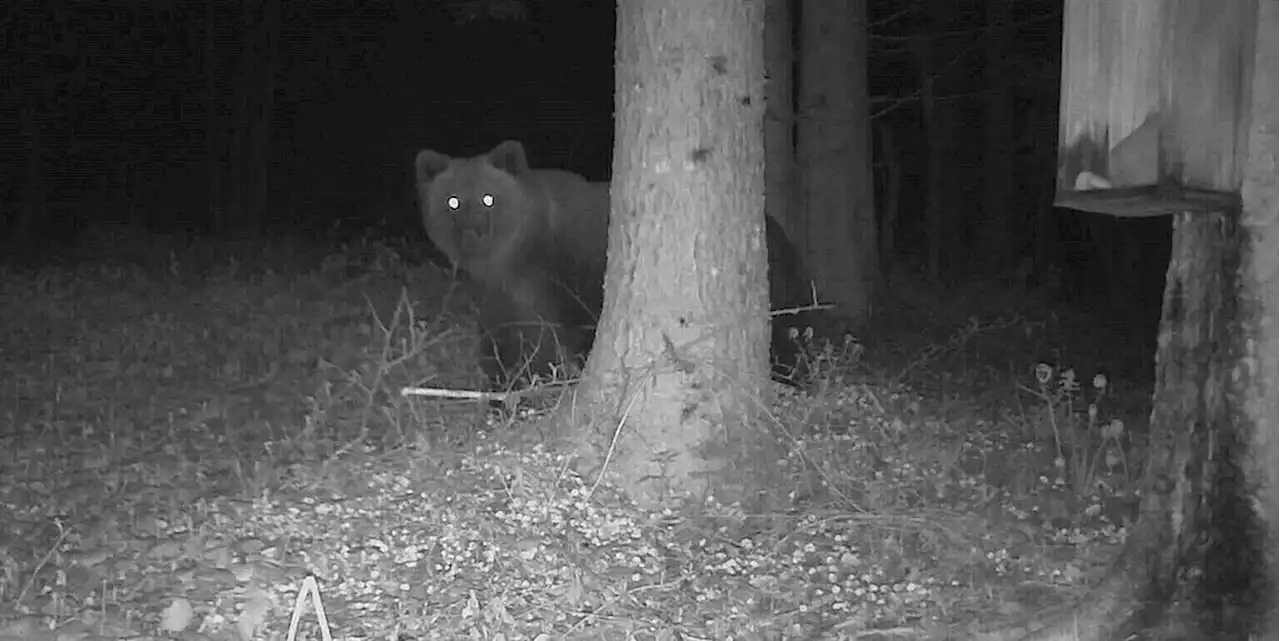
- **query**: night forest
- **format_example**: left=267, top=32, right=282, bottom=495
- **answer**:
left=3, top=0, right=1164, bottom=333
left=0, top=1, right=1274, bottom=640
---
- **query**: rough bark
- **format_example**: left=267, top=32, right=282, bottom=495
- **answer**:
left=796, top=0, right=877, bottom=323
left=1235, top=2, right=1278, bottom=637
left=561, top=0, right=780, bottom=511
left=968, top=5, right=1277, bottom=637
left=965, top=198, right=1243, bottom=641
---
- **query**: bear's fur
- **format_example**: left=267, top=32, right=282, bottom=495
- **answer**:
left=414, top=140, right=817, bottom=388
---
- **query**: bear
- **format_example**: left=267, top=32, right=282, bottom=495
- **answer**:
left=414, top=139, right=818, bottom=389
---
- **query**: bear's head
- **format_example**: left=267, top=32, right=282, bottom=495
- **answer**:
left=414, top=140, right=541, bottom=280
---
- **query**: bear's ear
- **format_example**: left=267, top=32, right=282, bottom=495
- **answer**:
left=415, top=150, right=453, bottom=184
left=487, top=140, right=530, bottom=175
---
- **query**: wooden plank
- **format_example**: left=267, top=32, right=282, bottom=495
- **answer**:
left=1164, top=0, right=1257, bottom=191
left=1055, top=0, right=1257, bottom=215
left=1058, top=0, right=1164, bottom=192
left=1056, top=184, right=1239, bottom=218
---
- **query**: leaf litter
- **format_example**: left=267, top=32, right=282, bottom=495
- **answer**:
left=0, top=236, right=1143, bottom=640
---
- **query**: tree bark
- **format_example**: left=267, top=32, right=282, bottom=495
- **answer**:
left=563, top=0, right=781, bottom=510
left=973, top=6, right=1277, bottom=637
left=970, top=196, right=1245, bottom=641
left=1235, top=3, right=1278, bottom=636
left=795, top=0, right=877, bottom=323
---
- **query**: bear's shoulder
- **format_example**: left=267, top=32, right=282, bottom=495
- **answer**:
left=519, top=169, right=609, bottom=224
left=522, top=168, right=606, bottom=197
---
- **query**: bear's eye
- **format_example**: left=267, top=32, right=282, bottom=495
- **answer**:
left=481, top=193, right=495, bottom=207
left=446, top=195, right=461, bottom=210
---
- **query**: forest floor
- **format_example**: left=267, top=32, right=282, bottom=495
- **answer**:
left=0, top=228, right=1160, bottom=641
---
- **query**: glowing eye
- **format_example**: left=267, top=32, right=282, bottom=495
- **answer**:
left=446, top=195, right=461, bottom=210
left=481, top=193, right=495, bottom=207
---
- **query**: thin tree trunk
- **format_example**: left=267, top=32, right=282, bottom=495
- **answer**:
left=876, top=121, right=900, bottom=278
left=980, top=0, right=1013, bottom=273
left=205, top=0, right=224, bottom=233
left=796, top=0, right=877, bottom=323
left=245, top=0, right=279, bottom=232
left=915, top=37, right=945, bottom=285
left=228, top=99, right=247, bottom=229
left=14, top=104, right=42, bottom=246
left=763, top=0, right=794, bottom=239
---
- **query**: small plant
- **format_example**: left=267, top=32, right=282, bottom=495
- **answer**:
left=1021, top=363, right=1131, bottom=497
left=789, top=326, right=864, bottom=385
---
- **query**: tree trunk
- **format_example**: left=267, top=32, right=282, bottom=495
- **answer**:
left=9, top=1, right=48, bottom=248
left=763, top=0, right=795, bottom=239
left=1235, top=3, right=1278, bottom=636
left=243, top=0, right=280, bottom=233
left=976, top=8, right=1277, bottom=637
left=795, top=0, right=877, bottom=323
left=915, top=37, right=947, bottom=285
left=207, top=0, right=272, bottom=234
left=971, top=209, right=1243, bottom=641
left=979, top=0, right=1013, bottom=274
left=1029, top=108, right=1060, bottom=291
left=563, top=0, right=780, bottom=511
left=875, top=120, right=901, bottom=278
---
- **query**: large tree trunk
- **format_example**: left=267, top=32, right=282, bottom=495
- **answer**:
left=875, top=121, right=901, bottom=278
left=975, top=6, right=1277, bottom=638
left=1235, top=3, right=1278, bottom=637
left=975, top=191, right=1261, bottom=641
left=795, top=0, right=877, bottom=323
left=563, top=0, right=780, bottom=510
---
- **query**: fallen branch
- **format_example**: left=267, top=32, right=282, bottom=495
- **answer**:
left=400, top=380, right=575, bottom=402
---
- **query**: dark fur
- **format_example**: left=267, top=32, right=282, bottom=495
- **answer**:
left=414, top=140, right=818, bottom=388
left=765, top=216, right=818, bottom=381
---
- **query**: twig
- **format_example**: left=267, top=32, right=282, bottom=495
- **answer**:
left=400, top=380, right=575, bottom=402
left=14, top=520, right=70, bottom=606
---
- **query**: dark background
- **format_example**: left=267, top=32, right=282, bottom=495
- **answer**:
left=0, top=0, right=1169, bottom=328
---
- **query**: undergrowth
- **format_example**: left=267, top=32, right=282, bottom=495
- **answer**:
left=0, top=229, right=1149, bottom=641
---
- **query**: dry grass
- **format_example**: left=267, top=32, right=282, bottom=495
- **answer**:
left=0, top=229, right=1148, bottom=641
